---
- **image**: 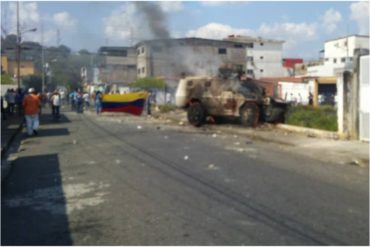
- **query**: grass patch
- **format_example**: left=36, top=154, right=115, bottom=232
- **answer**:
left=158, top=104, right=177, bottom=113
left=285, top=105, right=338, bottom=131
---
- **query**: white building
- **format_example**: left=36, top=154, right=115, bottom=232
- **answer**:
left=225, top=35, right=285, bottom=79
left=307, top=35, right=369, bottom=76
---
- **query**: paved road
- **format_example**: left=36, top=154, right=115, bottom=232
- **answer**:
left=1, top=109, right=369, bottom=245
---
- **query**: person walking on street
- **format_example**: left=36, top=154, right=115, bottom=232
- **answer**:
left=76, top=89, right=83, bottom=113
left=95, top=90, right=103, bottom=115
left=5, top=89, right=16, bottom=115
left=15, top=88, right=25, bottom=116
left=83, top=92, right=90, bottom=110
left=23, top=88, right=41, bottom=137
left=50, top=90, right=61, bottom=120
left=1, top=96, right=7, bottom=120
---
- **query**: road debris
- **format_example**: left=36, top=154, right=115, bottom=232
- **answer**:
left=184, top=155, right=189, bottom=160
left=207, top=164, right=219, bottom=170
left=72, top=139, right=78, bottom=145
left=137, top=125, right=142, bottom=130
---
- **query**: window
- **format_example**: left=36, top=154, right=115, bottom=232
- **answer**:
left=218, top=48, right=227, bottom=54
left=325, top=58, right=329, bottom=61
left=260, top=56, right=264, bottom=60
left=260, top=69, right=264, bottom=73
left=234, top=44, right=243, bottom=48
left=341, top=57, right=346, bottom=63
left=137, top=69, right=140, bottom=74
left=247, top=56, right=254, bottom=62
left=247, top=69, right=254, bottom=75
left=235, top=64, right=244, bottom=71
left=141, top=47, right=145, bottom=53
left=137, top=49, right=140, bottom=55
left=260, top=42, right=264, bottom=46
left=333, top=58, right=337, bottom=63
left=141, top=67, right=145, bottom=73
left=349, top=57, right=353, bottom=61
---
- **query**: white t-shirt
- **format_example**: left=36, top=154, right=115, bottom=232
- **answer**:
left=51, top=94, right=61, bottom=106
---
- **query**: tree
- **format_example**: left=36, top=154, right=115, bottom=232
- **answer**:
left=79, top=49, right=90, bottom=55
left=131, top=77, right=166, bottom=90
left=22, top=75, right=42, bottom=92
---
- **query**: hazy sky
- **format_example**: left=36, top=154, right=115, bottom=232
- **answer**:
left=1, top=1, right=369, bottom=60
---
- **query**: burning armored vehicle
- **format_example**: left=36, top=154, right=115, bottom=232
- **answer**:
left=175, top=71, right=288, bottom=127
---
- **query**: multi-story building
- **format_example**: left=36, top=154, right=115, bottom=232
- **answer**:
left=307, top=35, right=370, bottom=76
left=135, top=38, right=247, bottom=84
left=224, top=35, right=285, bottom=78
left=97, top=46, right=137, bottom=84
left=1, top=55, right=35, bottom=78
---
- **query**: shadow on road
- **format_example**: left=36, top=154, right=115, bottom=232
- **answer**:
left=1, top=153, right=73, bottom=245
left=35, top=128, right=70, bottom=137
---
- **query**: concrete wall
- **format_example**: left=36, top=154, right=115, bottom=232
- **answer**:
left=137, top=40, right=247, bottom=79
left=247, top=42, right=284, bottom=78
left=325, top=36, right=369, bottom=64
left=308, top=36, right=369, bottom=77
left=359, top=55, right=369, bottom=141
left=277, top=81, right=309, bottom=104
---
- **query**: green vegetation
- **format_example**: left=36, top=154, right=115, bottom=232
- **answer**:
left=0, top=74, right=14, bottom=84
left=22, top=75, right=42, bottom=92
left=131, top=77, right=166, bottom=90
left=158, top=104, right=177, bottom=113
left=285, top=105, right=338, bottom=131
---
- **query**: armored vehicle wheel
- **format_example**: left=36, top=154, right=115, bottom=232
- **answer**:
left=240, top=102, right=259, bottom=127
left=187, top=102, right=206, bottom=127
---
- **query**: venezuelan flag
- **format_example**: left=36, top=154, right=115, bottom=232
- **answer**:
left=101, top=92, right=148, bottom=116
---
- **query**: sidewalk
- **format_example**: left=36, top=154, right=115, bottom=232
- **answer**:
left=1, top=114, right=24, bottom=158
left=1, top=114, right=24, bottom=181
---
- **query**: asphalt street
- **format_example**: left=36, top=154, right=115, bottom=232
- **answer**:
left=1, top=109, right=369, bottom=245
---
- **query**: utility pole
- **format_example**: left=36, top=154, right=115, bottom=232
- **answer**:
left=16, top=1, right=21, bottom=88
left=41, top=22, right=45, bottom=92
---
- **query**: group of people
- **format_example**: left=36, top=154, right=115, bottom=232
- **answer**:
left=1, top=88, right=26, bottom=118
left=68, top=89, right=103, bottom=114
left=1, top=86, right=105, bottom=138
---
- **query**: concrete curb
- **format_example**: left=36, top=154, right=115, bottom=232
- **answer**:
left=1, top=120, right=24, bottom=159
left=275, top=124, right=340, bottom=139
left=1, top=121, right=23, bottom=183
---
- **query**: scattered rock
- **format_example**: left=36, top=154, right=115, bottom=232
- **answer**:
left=164, top=136, right=169, bottom=139
left=137, top=125, right=142, bottom=130
left=245, top=139, right=253, bottom=144
left=72, top=139, right=78, bottom=144
left=307, top=133, right=316, bottom=138
left=212, top=134, right=217, bottom=138
left=349, top=159, right=368, bottom=168
left=184, top=155, right=189, bottom=160
left=179, top=121, right=184, bottom=126
left=234, top=142, right=240, bottom=146
left=207, top=164, right=219, bottom=170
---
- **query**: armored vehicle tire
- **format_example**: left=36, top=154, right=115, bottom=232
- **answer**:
left=240, top=102, right=259, bottom=127
left=187, top=102, right=206, bottom=127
